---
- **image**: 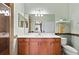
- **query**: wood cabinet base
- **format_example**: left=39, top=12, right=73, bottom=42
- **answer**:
left=18, top=38, right=61, bottom=55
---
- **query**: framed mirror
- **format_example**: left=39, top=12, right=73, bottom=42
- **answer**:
left=29, top=14, right=55, bottom=33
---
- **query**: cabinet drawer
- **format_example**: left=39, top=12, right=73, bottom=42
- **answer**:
left=55, top=38, right=61, bottom=42
left=18, top=38, right=29, bottom=43
left=18, top=39, right=25, bottom=42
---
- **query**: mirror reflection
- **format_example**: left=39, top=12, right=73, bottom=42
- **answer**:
left=29, top=14, right=55, bottom=33
left=18, top=13, right=28, bottom=28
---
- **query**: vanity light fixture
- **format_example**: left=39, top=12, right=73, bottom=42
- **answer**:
left=35, top=10, right=44, bottom=17
left=30, top=9, right=48, bottom=17
left=0, top=9, right=9, bottom=16
left=35, top=14, right=43, bottom=17
left=35, top=14, right=38, bottom=16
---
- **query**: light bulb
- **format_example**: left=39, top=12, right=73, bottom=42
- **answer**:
left=4, top=13, right=8, bottom=16
left=2, top=10, right=5, bottom=13
left=5, top=10, right=9, bottom=13
left=0, top=10, right=2, bottom=14
left=38, top=14, right=40, bottom=17
left=41, top=14, right=43, bottom=17
left=35, top=14, right=37, bottom=16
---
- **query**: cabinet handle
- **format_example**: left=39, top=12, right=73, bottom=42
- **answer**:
left=50, top=42, right=53, bottom=46
left=38, top=42, right=40, bottom=46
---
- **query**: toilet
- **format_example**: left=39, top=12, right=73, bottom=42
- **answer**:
left=61, top=38, right=78, bottom=55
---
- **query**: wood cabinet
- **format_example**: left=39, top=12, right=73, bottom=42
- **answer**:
left=38, top=39, right=49, bottom=55
left=18, top=38, right=61, bottom=55
left=0, top=38, right=9, bottom=55
left=0, top=14, right=10, bottom=55
left=30, top=39, right=41, bottom=55
left=50, top=39, right=61, bottom=55
left=18, top=38, right=30, bottom=55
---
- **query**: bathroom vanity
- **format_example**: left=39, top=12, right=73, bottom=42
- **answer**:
left=17, top=33, right=61, bottom=55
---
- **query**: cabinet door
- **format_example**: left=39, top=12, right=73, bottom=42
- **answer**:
left=47, top=38, right=61, bottom=55
left=38, top=39, right=49, bottom=55
left=54, top=38, right=61, bottom=55
left=18, top=38, right=30, bottom=55
left=30, top=38, right=41, bottom=55
left=47, top=39, right=55, bottom=55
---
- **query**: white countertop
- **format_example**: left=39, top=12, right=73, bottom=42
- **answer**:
left=17, top=33, right=61, bottom=38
